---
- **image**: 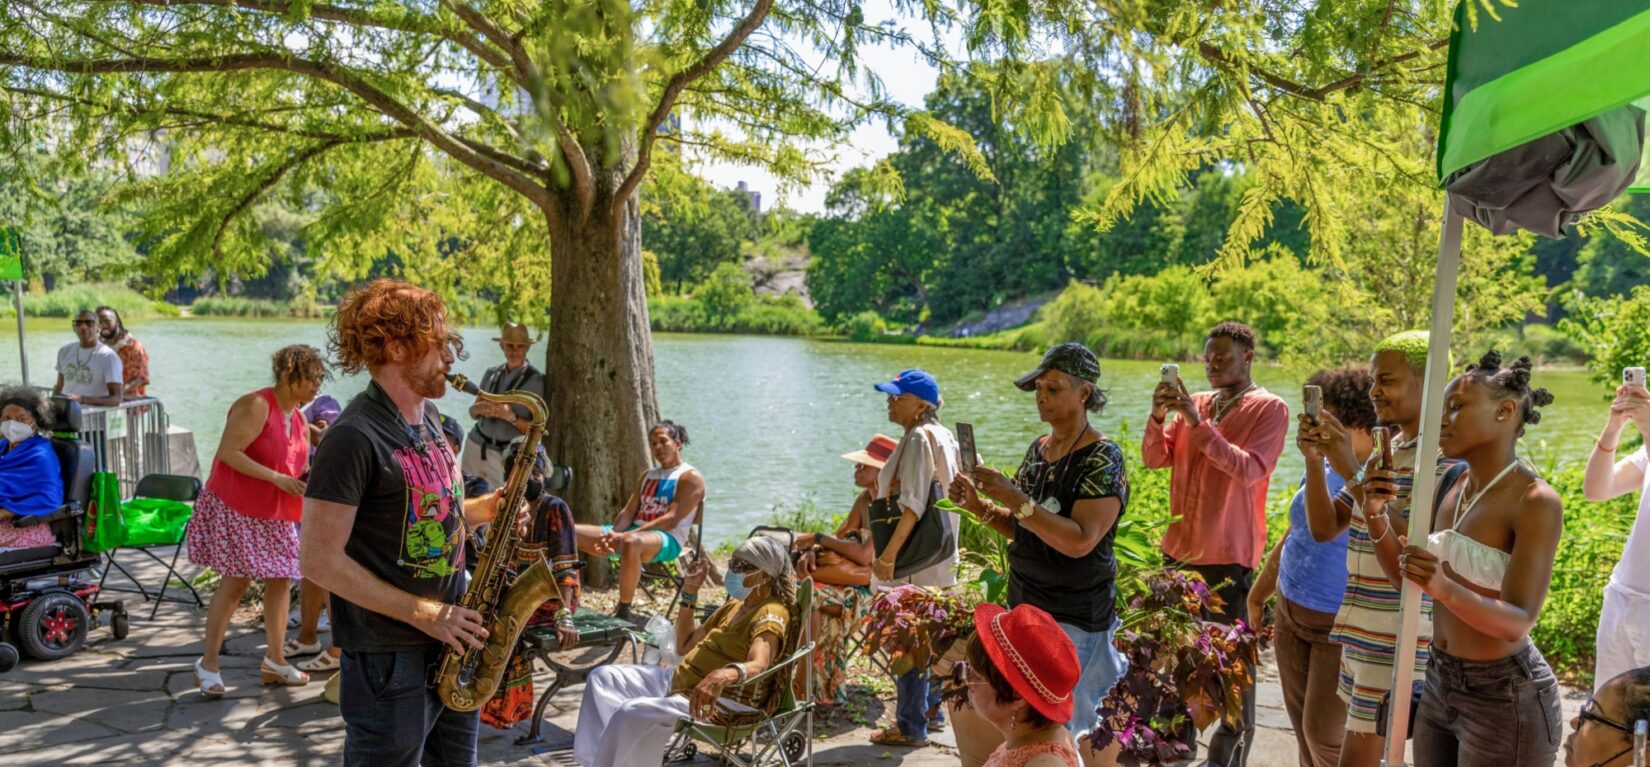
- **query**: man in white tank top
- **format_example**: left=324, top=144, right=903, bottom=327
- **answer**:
left=575, top=421, right=706, bottom=622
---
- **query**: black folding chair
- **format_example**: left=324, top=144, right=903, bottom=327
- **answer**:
left=98, top=474, right=204, bottom=618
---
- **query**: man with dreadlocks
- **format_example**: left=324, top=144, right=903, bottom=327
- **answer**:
left=572, top=535, right=796, bottom=766
left=1296, top=329, right=1465, bottom=766
left=1362, top=350, right=1563, bottom=766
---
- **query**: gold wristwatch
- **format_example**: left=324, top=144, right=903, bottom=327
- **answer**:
left=1015, top=500, right=1037, bottom=520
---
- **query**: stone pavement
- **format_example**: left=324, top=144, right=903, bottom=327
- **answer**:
left=0, top=548, right=1588, bottom=766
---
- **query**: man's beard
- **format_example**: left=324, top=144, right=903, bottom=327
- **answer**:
left=402, top=364, right=446, bottom=399
left=100, top=329, right=116, bottom=342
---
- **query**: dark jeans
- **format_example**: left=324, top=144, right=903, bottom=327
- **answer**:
left=895, top=668, right=943, bottom=739
left=1413, top=644, right=1562, bottom=767
left=1168, top=558, right=1256, bottom=767
left=340, top=646, right=480, bottom=767
left=1275, top=597, right=1346, bottom=767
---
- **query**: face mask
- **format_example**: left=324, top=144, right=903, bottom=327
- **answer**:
left=724, top=572, right=752, bottom=601
left=524, top=478, right=545, bottom=503
left=1, top=421, right=33, bottom=444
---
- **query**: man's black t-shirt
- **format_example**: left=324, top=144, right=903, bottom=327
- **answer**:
left=305, top=381, right=467, bottom=652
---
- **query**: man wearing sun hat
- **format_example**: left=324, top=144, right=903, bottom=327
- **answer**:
left=462, top=322, right=546, bottom=488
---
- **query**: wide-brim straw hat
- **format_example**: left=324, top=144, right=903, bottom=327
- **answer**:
left=840, top=434, right=898, bottom=469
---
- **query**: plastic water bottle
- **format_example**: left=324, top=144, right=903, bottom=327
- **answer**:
left=643, top=616, right=675, bottom=667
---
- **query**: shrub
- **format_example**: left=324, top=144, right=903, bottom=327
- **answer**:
left=1559, top=285, right=1650, bottom=388
left=696, top=262, right=756, bottom=325
left=1041, top=280, right=1109, bottom=348
left=843, top=310, right=887, bottom=342
left=3, top=283, right=173, bottom=319
left=1535, top=462, right=1635, bottom=683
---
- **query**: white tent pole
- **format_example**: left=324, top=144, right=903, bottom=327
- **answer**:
left=13, top=281, right=26, bottom=387
left=1382, top=195, right=1464, bottom=766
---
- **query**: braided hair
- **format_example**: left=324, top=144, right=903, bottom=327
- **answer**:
left=1463, top=350, right=1555, bottom=437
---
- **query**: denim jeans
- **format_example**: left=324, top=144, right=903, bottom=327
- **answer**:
left=1057, top=619, right=1127, bottom=738
left=340, top=646, right=480, bottom=767
left=1412, top=644, right=1562, bottom=767
left=895, top=668, right=943, bottom=739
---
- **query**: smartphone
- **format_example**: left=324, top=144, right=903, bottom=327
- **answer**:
left=1303, top=385, right=1322, bottom=425
left=956, top=422, right=977, bottom=472
left=1627, top=367, right=1647, bottom=390
left=1633, top=719, right=1646, bottom=767
left=1160, top=363, right=1180, bottom=387
left=1372, top=426, right=1393, bottom=471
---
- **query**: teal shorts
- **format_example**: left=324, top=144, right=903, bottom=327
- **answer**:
left=601, top=524, right=682, bottom=564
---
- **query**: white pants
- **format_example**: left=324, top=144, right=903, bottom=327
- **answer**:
left=573, top=665, right=690, bottom=767
left=1595, top=581, right=1650, bottom=692
left=460, top=438, right=508, bottom=490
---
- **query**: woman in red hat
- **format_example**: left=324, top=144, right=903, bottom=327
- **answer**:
left=958, top=603, right=1083, bottom=767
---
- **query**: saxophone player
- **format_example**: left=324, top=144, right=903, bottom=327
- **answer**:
left=300, top=279, right=532, bottom=767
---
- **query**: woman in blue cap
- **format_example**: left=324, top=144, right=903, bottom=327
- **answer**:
left=868, top=368, right=961, bottom=748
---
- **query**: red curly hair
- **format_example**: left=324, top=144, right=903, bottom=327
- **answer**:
left=328, top=279, right=465, bottom=375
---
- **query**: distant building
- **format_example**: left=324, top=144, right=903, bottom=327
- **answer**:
left=735, top=180, right=761, bottom=213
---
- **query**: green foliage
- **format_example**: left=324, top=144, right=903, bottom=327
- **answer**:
left=696, top=262, right=757, bottom=322
left=0, top=152, right=140, bottom=284
left=644, top=178, right=761, bottom=293
left=1534, top=463, right=1635, bottom=682
left=763, top=498, right=844, bottom=535
left=1, top=283, right=174, bottom=319
left=189, top=296, right=332, bottom=318
left=842, top=311, right=887, bottom=342
left=1559, top=285, right=1650, bottom=388
left=648, top=290, right=824, bottom=336
left=1572, top=195, right=1650, bottom=299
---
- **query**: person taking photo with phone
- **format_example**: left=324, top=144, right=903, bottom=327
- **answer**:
left=951, top=342, right=1128, bottom=752
left=1583, top=366, right=1650, bottom=691
left=1144, top=321, right=1289, bottom=767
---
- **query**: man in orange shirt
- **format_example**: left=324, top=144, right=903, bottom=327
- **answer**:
left=1143, top=320, right=1290, bottom=767
left=97, top=305, right=149, bottom=397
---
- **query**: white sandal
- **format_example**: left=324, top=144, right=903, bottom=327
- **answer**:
left=261, top=656, right=311, bottom=687
left=194, top=657, right=226, bottom=699
left=297, top=651, right=341, bottom=673
left=284, top=638, right=324, bottom=657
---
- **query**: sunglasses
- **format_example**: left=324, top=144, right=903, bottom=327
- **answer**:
left=1581, top=699, right=1634, bottom=736
left=73, top=319, right=96, bottom=326
left=728, top=558, right=757, bottom=574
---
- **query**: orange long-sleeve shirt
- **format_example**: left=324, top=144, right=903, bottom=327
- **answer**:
left=1142, top=389, right=1290, bottom=569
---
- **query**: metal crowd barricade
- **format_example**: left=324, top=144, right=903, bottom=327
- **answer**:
left=78, top=398, right=170, bottom=498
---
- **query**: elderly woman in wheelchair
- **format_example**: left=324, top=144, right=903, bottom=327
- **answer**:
left=573, top=535, right=796, bottom=766
left=0, top=387, right=63, bottom=550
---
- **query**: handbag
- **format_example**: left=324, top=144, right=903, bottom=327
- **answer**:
left=868, top=429, right=956, bottom=580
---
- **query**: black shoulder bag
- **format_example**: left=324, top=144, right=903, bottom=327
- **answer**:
left=867, top=429, right=957, bottom=580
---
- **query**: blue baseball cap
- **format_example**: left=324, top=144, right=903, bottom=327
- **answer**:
left=873, top=369, right=940, bottom=406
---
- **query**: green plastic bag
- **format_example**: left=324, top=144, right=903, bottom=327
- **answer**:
left=82, top=471, right=126, bottom=554
left=120, top=498, right=193, bottom=547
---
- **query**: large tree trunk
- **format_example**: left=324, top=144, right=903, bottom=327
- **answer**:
left=543, top=187, right=658, bottom=586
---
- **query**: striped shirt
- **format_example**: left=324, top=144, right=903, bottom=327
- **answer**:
left=1328, top=445, right=1460, bottom=674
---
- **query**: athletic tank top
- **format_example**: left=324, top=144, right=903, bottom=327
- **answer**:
left=637, top=463, right=697, bottom=546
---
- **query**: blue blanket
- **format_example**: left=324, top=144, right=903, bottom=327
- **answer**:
left=0, top=435, right=63, bottom=517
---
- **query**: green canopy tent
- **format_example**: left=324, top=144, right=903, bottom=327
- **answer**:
left=1385, top=3, right=1650, bottom=763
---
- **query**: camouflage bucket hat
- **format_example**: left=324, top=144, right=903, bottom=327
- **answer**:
left=1014, top=342, right=1101, bottom=391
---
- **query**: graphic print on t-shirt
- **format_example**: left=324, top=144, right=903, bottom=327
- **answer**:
left=637, top=467, right=684, bottom=523
left=395, top=441, right=465, bottom=579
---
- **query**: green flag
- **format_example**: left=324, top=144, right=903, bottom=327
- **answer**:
left=1436, top=1, right=1650, bottom=185
left=0, top=226, right=20, bottom=281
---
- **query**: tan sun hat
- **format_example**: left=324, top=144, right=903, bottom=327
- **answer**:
left=494, top=322, right=534, bottom=345
left=840, top=434, right=898, bottom=469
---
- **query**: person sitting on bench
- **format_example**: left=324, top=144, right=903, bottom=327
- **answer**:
left=572, top=536, right=795, bottom=766
left=0, top=387, right=63, bottom=550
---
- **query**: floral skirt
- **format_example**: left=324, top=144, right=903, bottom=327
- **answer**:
left=798, top=583, right=870, bottom=705
left=0, top=520, right=56, bottom=549
left=185, top=490, right=302, bottom=580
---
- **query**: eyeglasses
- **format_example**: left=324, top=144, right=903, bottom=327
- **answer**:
left=727, top=558, right=757, bottom=574
left=1581, top=699, right=1634, bottom=736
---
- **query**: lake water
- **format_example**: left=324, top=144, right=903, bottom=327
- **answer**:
left=0, top=317, right=1612, bottom=544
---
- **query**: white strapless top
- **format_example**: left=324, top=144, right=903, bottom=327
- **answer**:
left=1426, top=530, right=1511, bottom=592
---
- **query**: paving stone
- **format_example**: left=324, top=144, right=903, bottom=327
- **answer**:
left=0, top=709, right=120, bottom=752
left=30, top=687, right=171, bottom=733
left=0, top=680, right=43, bottom=710
left=165, top=694, right=264, bottom=731
left=2, top=650, right=130, bottom=687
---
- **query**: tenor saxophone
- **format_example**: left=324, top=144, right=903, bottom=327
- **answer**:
left=434, top=372, right=561, bottom=712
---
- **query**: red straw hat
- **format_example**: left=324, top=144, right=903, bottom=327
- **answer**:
left=973, top=603, right=1080, bottom=724
left=840, top=434, right=898, bottom=469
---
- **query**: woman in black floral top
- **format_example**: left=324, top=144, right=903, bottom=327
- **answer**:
left=951, top=342, right=1129, bottom=744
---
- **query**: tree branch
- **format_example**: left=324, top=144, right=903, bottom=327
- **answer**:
left=108, top=0, right=516, bottom=74
left=1196, top=38, right=1447, bottom=102
left=4, top=84, right=416, bottom=143
left=212, top=139, right=345, bottom=258
left=612, top=0, right=777, bottom=215
left=442, top=1, right=534, bottom=83
left=0, top=50, right=553, bottom=208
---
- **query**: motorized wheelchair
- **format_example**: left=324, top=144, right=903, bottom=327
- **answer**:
left=0, top=396, right=129, bottom=672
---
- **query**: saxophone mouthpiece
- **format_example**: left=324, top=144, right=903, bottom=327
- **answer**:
left=446, top=373, right=480, bottom=396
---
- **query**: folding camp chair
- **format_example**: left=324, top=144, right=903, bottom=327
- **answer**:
left=637, top=501, right=707, bottom=615
left=97, top=474, right=203, bottom=618
left=665, top=578, right=816, bottom=767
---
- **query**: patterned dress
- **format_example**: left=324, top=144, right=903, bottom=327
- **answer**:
left=983, top=738, right=1080, bottom=767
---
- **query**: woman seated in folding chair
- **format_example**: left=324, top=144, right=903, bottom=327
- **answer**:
left=574, top=419, right=705, bottom=622
left=572, top=535, right=795, bottom=767
left=0, top=387, right=63, bottom=550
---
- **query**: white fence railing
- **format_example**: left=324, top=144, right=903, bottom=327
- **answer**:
left=78, top=398, right=171, bottom=498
